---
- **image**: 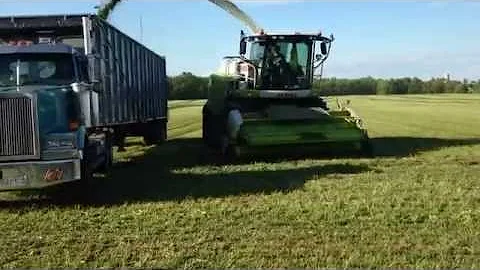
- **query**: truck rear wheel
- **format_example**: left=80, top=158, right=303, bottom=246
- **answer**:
left=144, top=121, right=166, bottom=146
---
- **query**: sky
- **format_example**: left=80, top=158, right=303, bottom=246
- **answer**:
left=0, top=0, right=479, bottom=80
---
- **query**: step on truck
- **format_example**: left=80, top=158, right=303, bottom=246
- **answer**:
left=0, top=14, right=168, bottom=191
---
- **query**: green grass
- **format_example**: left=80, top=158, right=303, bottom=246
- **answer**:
left=1, top=94, right=480, bottom=268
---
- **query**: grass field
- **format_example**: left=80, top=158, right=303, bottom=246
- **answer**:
left=1, top=94, right=480, bottom=268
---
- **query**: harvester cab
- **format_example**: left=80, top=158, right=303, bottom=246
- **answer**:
left=233, top=30, right=333, bottom=94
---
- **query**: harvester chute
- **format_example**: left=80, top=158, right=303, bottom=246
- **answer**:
left=96, top=0, right=123, bottom=20
left=207, top=0, right=264, bottom=34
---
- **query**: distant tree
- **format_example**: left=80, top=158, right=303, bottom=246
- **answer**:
left=167, top=72, right=479, bottom=100
left=169, top=72, right=208, bottom=100
left=389, top=78, right=409, bottom=94
left=454, top=83, right=468, bottom=93
left=472, top=81, right=480, bottom=93
left=376, top=79, right=391, bottom=95
left=408, top=77, right=424, bottom=94
left=427, top=78, right=446, bottom=94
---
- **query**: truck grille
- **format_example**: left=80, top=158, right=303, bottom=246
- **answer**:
left=0, top=96, right=38, bottom=159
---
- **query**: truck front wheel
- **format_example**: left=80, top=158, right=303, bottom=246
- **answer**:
left=97, top=129, right=114, bottom=173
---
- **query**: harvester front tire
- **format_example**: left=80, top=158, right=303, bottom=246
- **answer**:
left=219, top=135, right=240, bottom=163
left=202, top=113, right=210, bottom=145
left=203, top=113, right=216, bottom=148
left=203, top=112, right=224, bottom=150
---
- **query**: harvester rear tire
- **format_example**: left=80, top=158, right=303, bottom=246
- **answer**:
left=202, top=113, right=209, bottom=145
left=360, top=136, right=374, bottom=158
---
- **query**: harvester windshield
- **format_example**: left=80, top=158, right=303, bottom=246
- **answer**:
left=250, top=39, right=311, bottom=90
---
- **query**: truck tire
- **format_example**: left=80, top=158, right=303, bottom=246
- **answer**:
left=113, top=130, right=126, bottom=152
left=44, top=157, right=93, bottom=202
left=69, top=137, right=94, bottom=202
left=144, top=121, right=166, bottom=146
left=97, top=130, right=113, bottom=173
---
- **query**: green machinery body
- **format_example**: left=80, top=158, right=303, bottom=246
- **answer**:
left=202, top=32, right=371, bottom=159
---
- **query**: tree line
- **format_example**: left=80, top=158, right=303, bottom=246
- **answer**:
left=168, top=72, right=480, bottom=100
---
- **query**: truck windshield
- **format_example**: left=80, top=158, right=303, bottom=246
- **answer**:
left=250, top=40, right=312, bottom=90
left=0, top=53, right=75, bottom=87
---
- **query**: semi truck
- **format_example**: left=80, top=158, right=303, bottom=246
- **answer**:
left=0, top=14, right=168, bottom=191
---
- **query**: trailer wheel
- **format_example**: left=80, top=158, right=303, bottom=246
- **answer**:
left=144, top=121, right=166, bottom=146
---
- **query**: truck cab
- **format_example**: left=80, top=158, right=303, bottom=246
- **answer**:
left=0, top=16, right=106, bottom=191
left=0, top=14, right=168, bottom=191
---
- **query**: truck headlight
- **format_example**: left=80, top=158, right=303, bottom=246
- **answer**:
left=44, top=133, right=76, bottom=149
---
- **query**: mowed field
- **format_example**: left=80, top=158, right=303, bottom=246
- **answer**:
left=1, top=94, right=480, bottom=268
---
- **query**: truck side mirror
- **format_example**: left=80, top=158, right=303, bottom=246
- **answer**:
left=86, top=53, right=101, bottom=87
left=320, top=42, right=327, bottom=55
left=240, top=39, right=247, bottom=55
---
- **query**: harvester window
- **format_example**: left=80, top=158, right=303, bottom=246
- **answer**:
left=260, top=41, right=311, bottom=89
